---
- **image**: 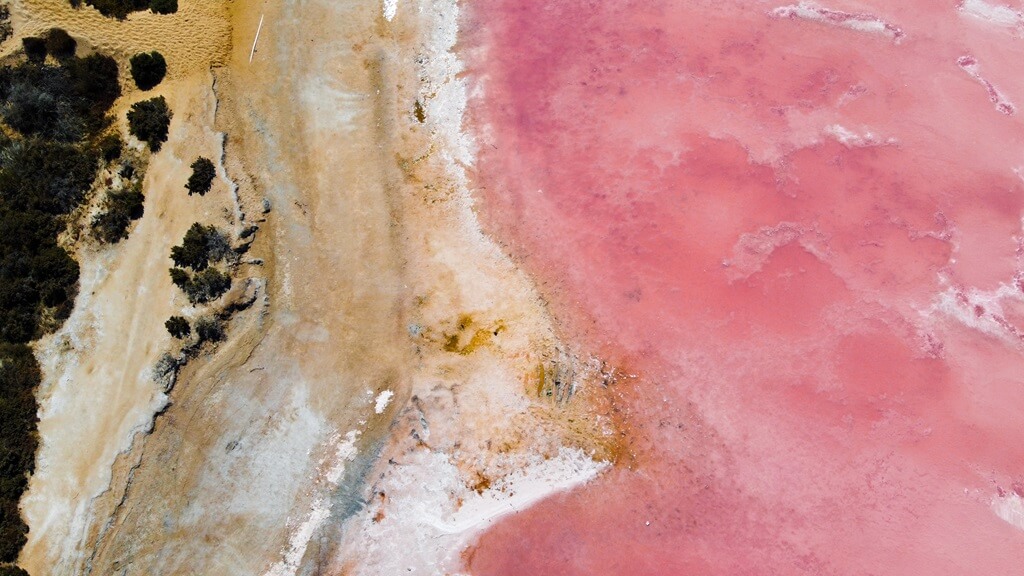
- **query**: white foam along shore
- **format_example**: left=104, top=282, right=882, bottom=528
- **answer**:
left=344, top=447, right=607, bottom=576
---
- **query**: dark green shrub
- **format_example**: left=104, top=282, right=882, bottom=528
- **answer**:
left=44, top=29, right=76, bottom=60
left=67, top=54, right=121, bottom=121
left=194, top=316, right=224, bottom=342
left=165, top=316, right=190, bottom=338
left=126, top=96, right=170, bottom=151
left=79, top=0, right=150, bottom=19
left=2, top=83, right=61, bottom=138
left=98, top=133, right=122, bottom=161
left=0, top=343, right=40, bottom=563
left=185, top=268, right=231, bottom=304
left=186, top=157, right=215, bottom=196
left=21, top=38, right=45, bottom=63
left=168, top=264, right=231, bottom=304
left=149, top=0, right=176, bottom=14
left=0, top=565, right=31, bottom=576
left=92, top=186, right=144, bottom=243
left=0, top=504, right=27, bottom=563
left=0, top=140, right=99, bottom=214
left=0, top=206, right=76, bottom=343
left=0, top=6, right=12, bottom=46
left=170, top=223, right=230, bottom=271
left=128, top=51, right=166, bottom=91
left=0, top=54, right=119, bottom=140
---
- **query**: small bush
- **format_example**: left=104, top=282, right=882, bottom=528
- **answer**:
left=0, top=5, right=12, bottom=45
left=21, top=37, right=46, bottom=62
left=149, top=0, right=176, bottom=14
left=98, top=133, right=122, bottom=161
left=194, top=316, right=224, bottom=343
left=168, top=266, right=231, bottom=304
left=0, top=565, right=31, bottom=576
left=44, top=28, right=76, bottom=60
left=128, top=51, right=166, bottom=91
left=164, top=315, right=190, bottom=338
left=184, top=268, right=231, bottom=304
left=170, top=223, right=230, bottom=271
left=186, top=157, right=215, bottom=196
left=92, top=186, right=144, bottom=243
left=126, top=96, right=170, bottom=151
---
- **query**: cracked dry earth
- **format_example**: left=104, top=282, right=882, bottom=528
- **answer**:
left=18, top=0, right=616, bottom=574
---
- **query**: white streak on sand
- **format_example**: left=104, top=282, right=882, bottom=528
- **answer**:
left=926, top=279, right=1024, bottom=344
left=993, top=493, right=1024, bottom=531
left=770, top=1, right=905, bottom=43
left=824, top=124, right=898, bottom=148
left=346, top=448, right=607, bottom=575
left=263, top=430, right=360, bottom=576
left=958, top=0, right=1024, bottom=28
left=383, top=0, right=397, bottom=21
left=374, top=390, right=394, bottom=414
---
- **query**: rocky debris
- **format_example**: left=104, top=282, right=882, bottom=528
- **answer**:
left=152, top=352, right=184, bottom=393
left=221, top=277, right=262, bottom=314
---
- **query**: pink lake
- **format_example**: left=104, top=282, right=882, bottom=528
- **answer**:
left=462, top=0, right=1024, bottom=574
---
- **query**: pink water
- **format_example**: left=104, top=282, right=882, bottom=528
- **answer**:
left=462, top=0, right=1024, bottom=574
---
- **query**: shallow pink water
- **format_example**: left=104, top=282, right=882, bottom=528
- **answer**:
left=463, top=0, right=1024, bottom=574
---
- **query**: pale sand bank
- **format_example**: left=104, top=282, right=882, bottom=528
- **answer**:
left=18, top=0, right=616, bottom=573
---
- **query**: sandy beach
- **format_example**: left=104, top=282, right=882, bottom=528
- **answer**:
left=17, top=0, right=613, bottom=574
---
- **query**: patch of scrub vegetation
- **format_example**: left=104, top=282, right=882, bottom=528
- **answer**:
left=0, top=344, right=40, bottom=566
left=92, top=183, right=144, bottom=243
left=0, top=36, right=125, bottom=568
left=70, top=0, right=176, bottom=19
left=168, top=223, right=234, bottom=304
left=0, top=5, right=12, bottom=46
left=127, top=96, right=171, bottom=151
left=0, top=50, right=119, bottom=141
left=91, top=136, right=149, bottom=245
